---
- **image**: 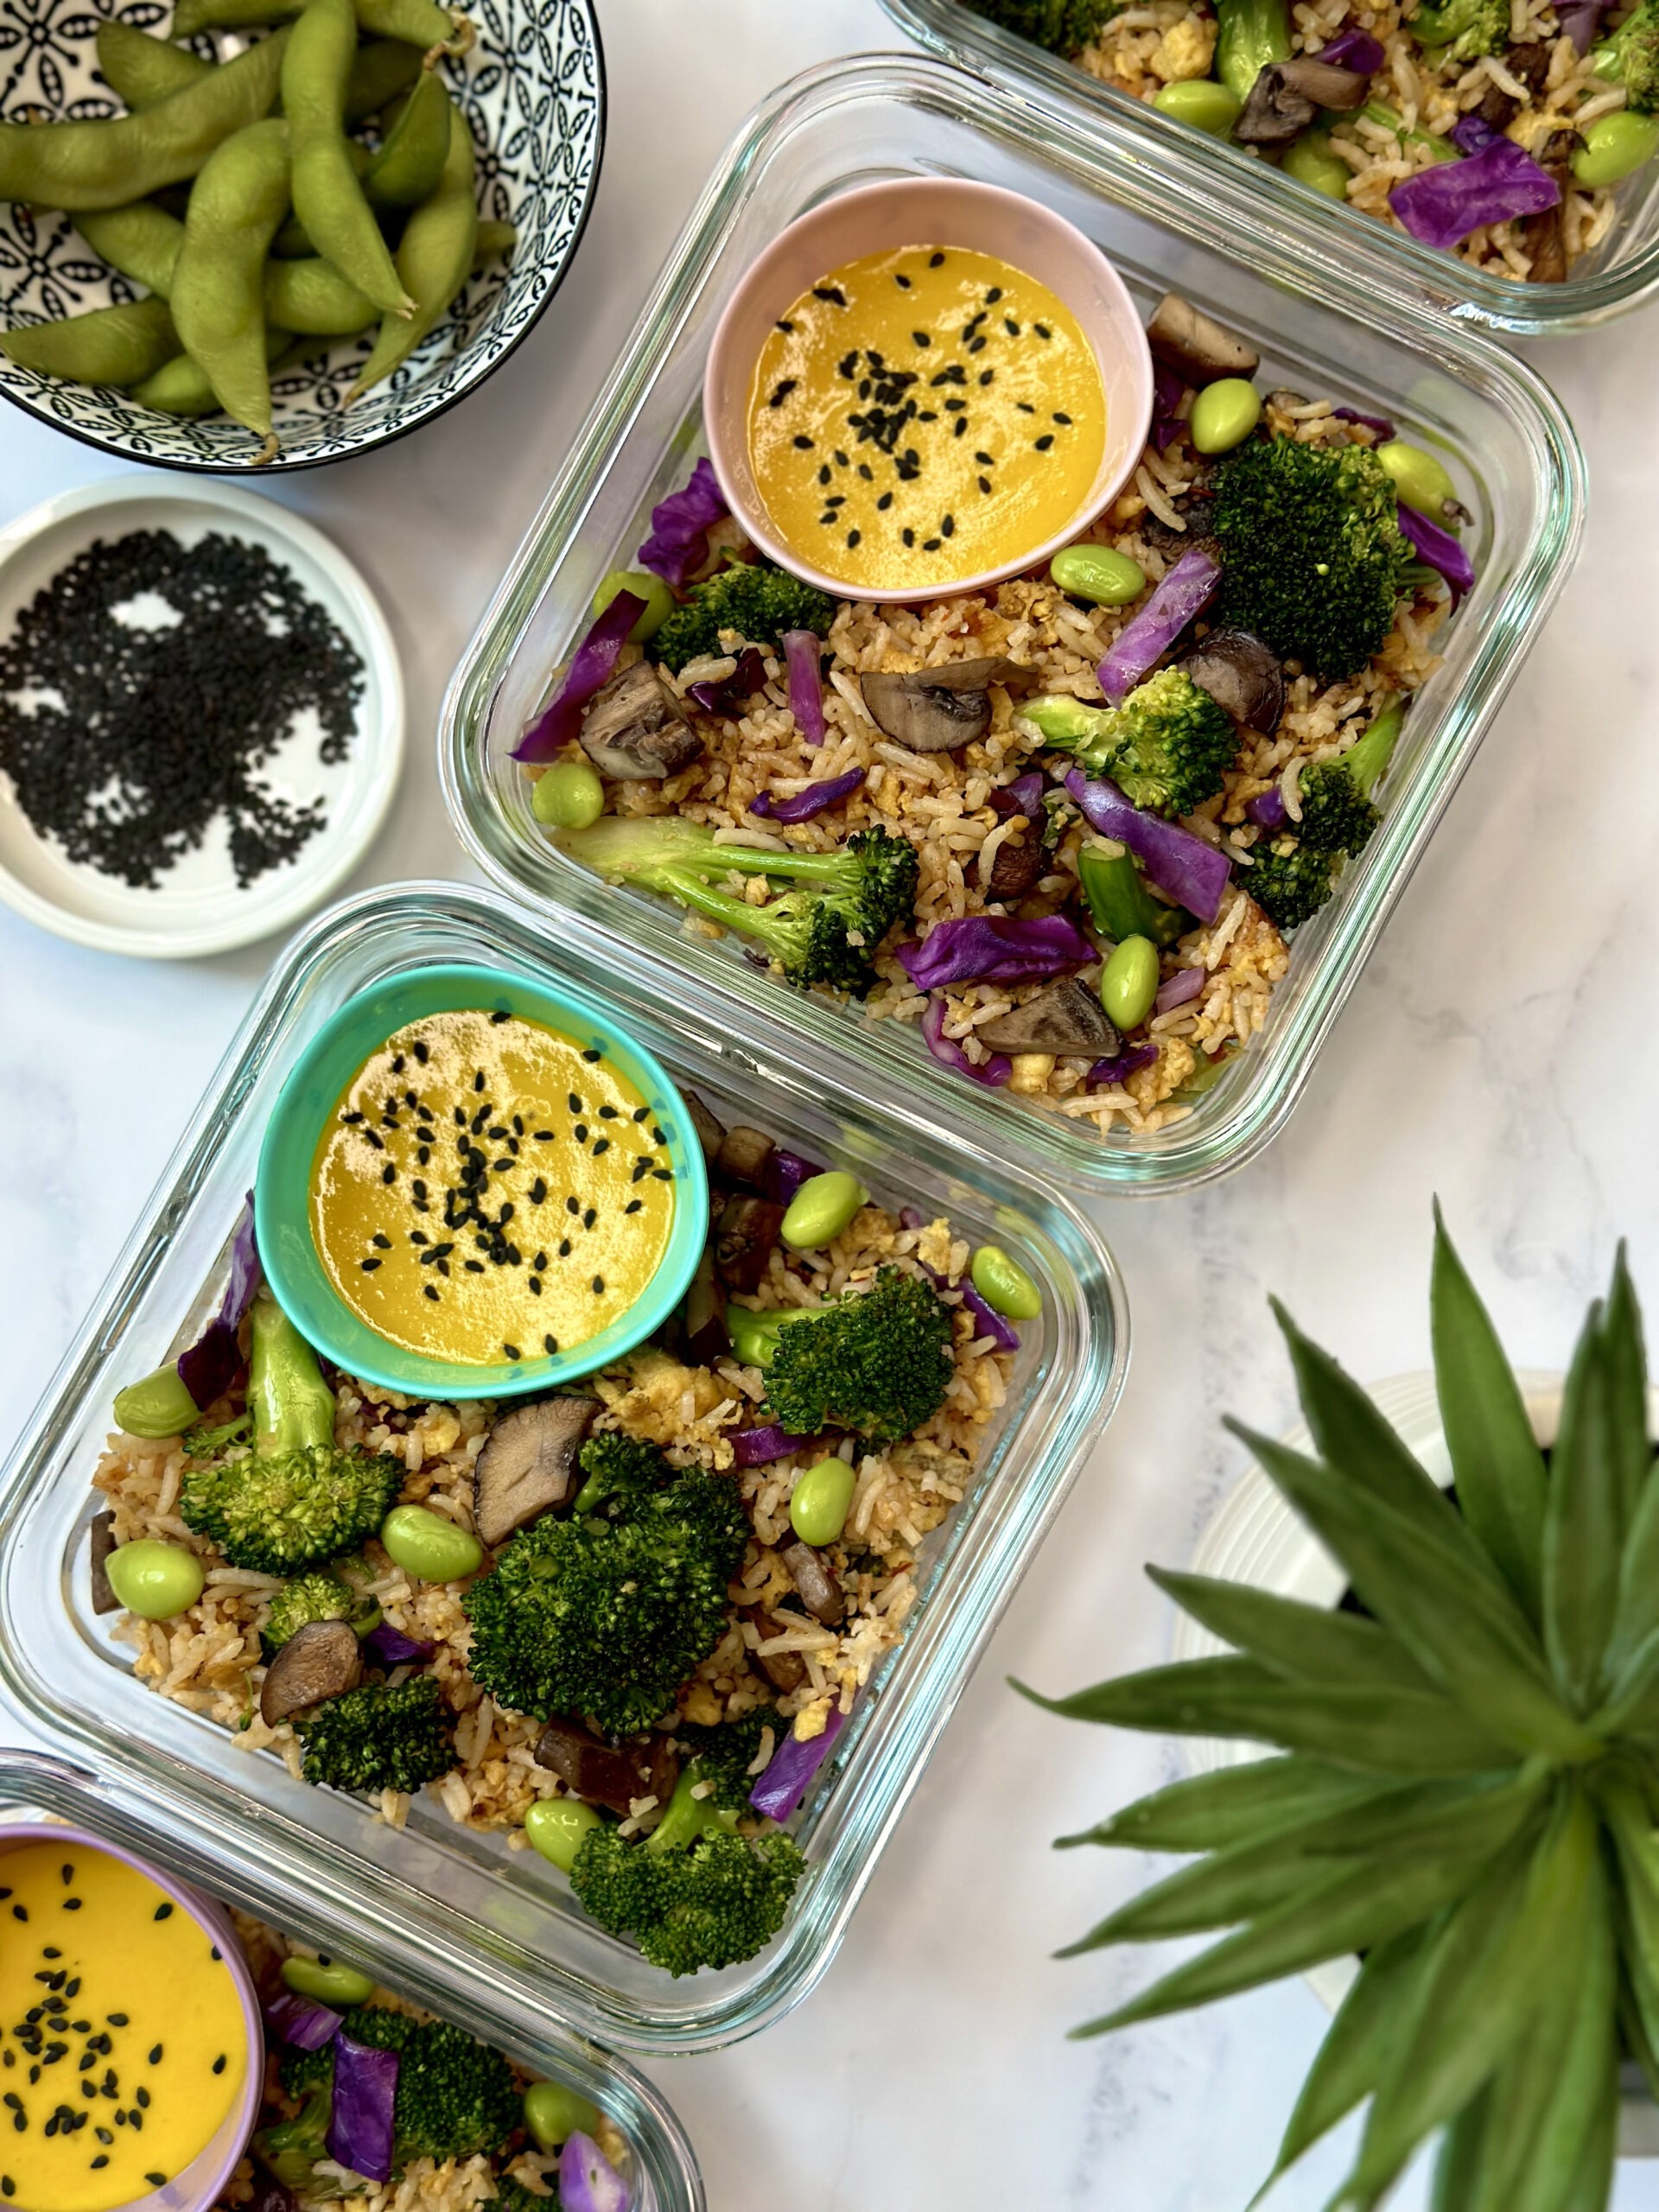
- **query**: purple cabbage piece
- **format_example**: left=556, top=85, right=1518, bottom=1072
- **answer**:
left=749, top=1704, right=848, bottom=1821
left=363, top=1622, right=435, bottom=1668
left=1155, top=966, right=1207, bottom=1014
left=1398, top=503, right=1477, bottom=597
left=559, top=2132, right=631, bottom=2212
left=1065, top=772, right=1232, bottom=925
left=1314, top=26, right=1385, bottom=71
left=1089, top=1042, right=1159, bottom=1087
left=176, top=1192, right=260, bottom=1411
left=1389, top=136, right=1560, bottom=251
left=1332, top=405, right=1397, bottom=441
left=782, top=628, right=827, bottom=747
left=1247, top=785, right=1287, bottom=830
left=1098, top=548, right=1221, bottom=702
left=325, top=2031, right=399, bottom=2183
left=1558, top=0, right=1604, bottom=49
left=512, top=592, right=645, bottom=765
left=1151, top=356, right=1186, bottom=453
left=749, top=767, right=865, bottom=823
left=1449, top=111, right=1503, bottom=156
left=899, top=1206, right=925, bottom=1231
left=899, top=912, right=1095, bottom=991
left=922, top=996, right=1012, bottom=1087
left=264, top=1990, right=341, bottom=2052
left=764, top=1148, right=825, bottom=1205
left=685, top=645, right=766, bottom=715
left=990, top=771, right=1046, bottom=821
left=730, top=1424, right=814, bottom=1467
left=636, top=456, right=728, bottom=590
left=957, top=1279, right=1020, bottom=1352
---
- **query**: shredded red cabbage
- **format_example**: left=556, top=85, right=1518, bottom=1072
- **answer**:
left=731, top=1424, right=814, bottom=1467
left=1065, top=772, right=1232, bottom=925
left=1155, top=966, right=1207, bottom=1014
left=1314, top=26, right=1384, bottom=70
left=559, top=2132, right=631, bottom=2212
left=325, top=2031, right=399, bottom=2183
left=362, top=1623, right=435, bottom=1668
left=782, top=628, right=827, bottom=747
left=763, top=1148, right=825, bottom=1205
left=957, top=1279, right=1020, bottom=1351
left=1090, top=1042, right=1159, bottom=1087
left=749, top=1704, right=848, bottom=1821
left=1449, top=112, right=1502, bottom=155
left=749, top=767, right=865, bottom=823
left=900, top=912, right=1095, bottom=990
left=176, top=1192, right=261, bottom=1411
left=991, top=771, right=1046, bottom=821
left=1151, top=357, right=1186, bottom=453
left=1098, top=548, right=1220, bottom=701
left=1389, top=136, right=1560, bottom=250
left=1246, top=786, right=1287, bottom=830
left=922, top=995, right=1012, bottom=1087
left=1332, top=405, right=1396, bottom=441
left=1397, top=503, right=1476, bottom=597
left=264, top=1991, right=341, bottom=2051
left=684, top=645, right=766, bottom=715
left=635, top=456, right=728, bottom=591
left=1558, top=0, right=1604, bottom=49
left=512, top=592, right=645, bottom=765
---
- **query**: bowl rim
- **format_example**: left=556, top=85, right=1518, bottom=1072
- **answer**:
left=254, top=960, right=711, bottom=1400
left=701, top=173, right=1154, bottom=603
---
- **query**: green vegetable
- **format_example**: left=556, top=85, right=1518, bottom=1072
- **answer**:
left=724, top=1266, right=955, bottom=1443
left=268, top=2004, right=517, bottom=2173
left=169, top=115, right=290, bottom=456
left=1375, top=441, right=1458, bottom=522
left=1189, top=377, right=1262, bottom=456
left=346, top=95, right=476, bottom=403
left=531, top=757, right=606, bottom=830
left=1409, top=0, right=1509, bottom=60
left=1294, top=697, right=1406, bottom=855
left=523, top=2079, right=603, bottom=2152
left=789, top=1457, right=857, bottom=1547
left=1216, top=0, right=1292, bottom=101
left=1020, top=668, right=1239, bottom=821
left=781, top=1171, right=868, bottom=1252
left=970, top=1244, right=1042, bottom=1321
left=263, top=1568, right=380, bottom=1652
left=360, top=66, right=450, bottom=208
left=280, top=1954, right=377, bottom=2007
left=380, top=1503, right=483, bottom=1583
left=1592, top=0, right=1659, bottom=112
left=1573, top=107, right=1659, bottom=182
left=283, top=0, right=410, bottom=319
left=958, top=0, right=1124, bottom=54
left=650, top=563, right=834, bottom=675
left=1244, top=840, right=1339, bottom=931
left=1049, top=542, right=1147, bottom=606
left=96, top=18, right=213, bottom=109
left=1077, top=845, right=1192, bottom=948
left=1281, top=129, right=1350, bottom=197
left=524, top=1796, right=602, bottom=1872
left=1152, top=79, right=1243, bottom=134
left=181, top=1287, right=402, bottom=1574
left=594, top=569, right=675, bottom=642
left=105, top=1540, right=205, bottom=1621
left=113, top=1363, right=200, bottom=1440
left=297, top=1675, right=454, bottom=1795
left=0, top=298, right=179, bottom=390
left=1099, top=935, right=1161, bottom=1032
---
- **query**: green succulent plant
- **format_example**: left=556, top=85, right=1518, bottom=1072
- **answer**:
left=1020, top=1210, right=1659, bottom=2212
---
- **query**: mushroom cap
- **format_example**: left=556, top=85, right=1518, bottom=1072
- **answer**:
left=579, top=660, right=703, bottom=781
left=782, top=1540, right=845, bottom=1626
left=976, top=976, right=1120, bottom=1058
left=1147, top=293, right=1261, bottom=388
left=473, top=1394, right=601, bottom=1550
left=1178, top=629, right=1286, bottom=734
left=861, top=658, right=1037, bottom=754
left=260, top=1618, right=362, bottom=1728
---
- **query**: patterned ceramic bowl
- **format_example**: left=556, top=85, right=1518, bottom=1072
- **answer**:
left=0, top=0, right=604, bottom=471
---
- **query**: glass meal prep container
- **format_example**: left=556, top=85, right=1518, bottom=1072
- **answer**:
left=884, top=0, right=1659, bottom=334
left=0, top=883, right=1125, bottom=2064
left=0, top=1750, right=703, bottom=2212
left=438, top=53, right=1584, bottom=1199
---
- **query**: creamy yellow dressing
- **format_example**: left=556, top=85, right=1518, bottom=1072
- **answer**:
left=310, top=1009, right=676, bottom=1366
left=0, top=1841, right=246, bottom=2212
left=747, top=244, right=1106, bottom=594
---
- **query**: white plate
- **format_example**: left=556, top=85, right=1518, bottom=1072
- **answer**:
left=0, top=477, right=404, bottom=959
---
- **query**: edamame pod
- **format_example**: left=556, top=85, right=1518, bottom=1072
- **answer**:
left=172, top=0, right=302, bottom=34
left=474, top=218, right=515, bottom=264
left=170, top=115, right=292, bottom=455
left=1572, top=109, right=1659, bottom=186
left=361, top=66, right=450, bottom=207
left=264, top=254, right=377, bottom=333
left=133, top=324, right=290, bottom=415
left=283, top=0, right=411, bottom=318
left=344, top=39, right=426, bottom=124
left=1152, top=79, right=1243, bottom=136
left=354, top=0, right=474, bottom=56
left=76, top=201, right=186, bottom=294
left=346, top=93, right=474, bottom=399
left=1, top=296, right=179, bottom=388
left=96, top=20, right=213, bottom=111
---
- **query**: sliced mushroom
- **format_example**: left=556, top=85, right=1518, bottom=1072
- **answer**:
left=1178, top=630, right=1286, bottom=734
left=1139, top=494, right=1219, bottom=559
left=782, top=1541, right=845, bottom=1627
left=742, top=1606, right=807, bottom=1693
left=861, top=658, right=1037, bottom=754
left=1474, top=78, right=1520, bottom=130
left=1522, top=129, right=1579, bottom=285
left=683, top=1248, right=732, bottom=1365
left=645, top=1732, right=681, bottom=1810
left=1234, top=57, right=1368, bottom=146
left=535, top=1716, right=646, bottom=1817
left=473, top=1394, right=600, bottom=1548
left=578, top=660, right=702, bottom=781
left=89, top=1510, right=118, bottom=1616
left=260, top=1618, right=362, bottom=1728
left=1147, top=293, right=1260, bottom=388
left=715, top=1123, right=775, bottom=1190
left=1507, top=38, right=1551, bottom=91
left=986, top=830, right=1046, bottom=903
left=715, top=1194, right=785, bottom=1295
left=976, top=977, right=1120, bottom=1058
left=683, top=1088, right=727, bottom=1166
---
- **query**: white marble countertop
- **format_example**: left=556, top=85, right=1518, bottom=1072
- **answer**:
left=3, top=3, right=1658, bottom=2203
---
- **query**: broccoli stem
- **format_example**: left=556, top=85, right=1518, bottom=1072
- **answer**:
left=248, top=1286, right=337, bottom=1459
left=645, top=1765, right=741, bottom=1856
left=1338, top=697, right=1405, bottom=800
left=1019, top=694, right=1116, bottom=772
left=1361, top=101, right=1459, bottom=162
left=724, top=1305, right=808, bottom=1369
left=1217, top=0, right=1293, bottom=101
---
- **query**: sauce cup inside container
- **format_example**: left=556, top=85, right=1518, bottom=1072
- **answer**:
left=703, top=176, right=1154, bottom=604
left=0, top=1826, right=262, bottom=2212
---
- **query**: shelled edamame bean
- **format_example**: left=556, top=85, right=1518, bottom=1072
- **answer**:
left=105, top=1539, right=206, bottom=1620
left=380, top=1501, right=484, bottom=1581
left=532, top=757, right=606, bottom=830
left=1050, top=542, right=1146, bottom=607
left=970, top=1245, right=1042, bottom=1322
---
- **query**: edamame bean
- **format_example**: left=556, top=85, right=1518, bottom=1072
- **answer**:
left=781, top=1170, right=868, bottom=1252
left=284, top=0, right=411, bottom=320
left=532, top=757, right=605, bottom=830
left=1189, top=377, right=1262, bottom=456
left=1050, top=542, right=1146, bottom=608
left=969, top=1244, right=1042, bottom=1321
left=361, top=67, right=451, bottom=208
left=524, top=1797, right=602, bottom=1872
left=170, top=116, right=291, bottom=455
left=1, top=296, right=179, bottom=387
left=1281, top=130, right=1350, bottom=199
left=282, top=1954, right=377, bottom=2006
left=96, top=20, right=213, bottom=111
left=1099, top=933, right=1161, bottom=1031
left=789, top=1458, right=857, bottom=1548
left=347, top=95, right=475, bottom=399
left=1152, top=79, right=1243, bottom=136
left=1375, top=440, right=1458, bottom=518
left=380, top=1503, right=484, bottom=1582
left=105, top=1540, right=206, bottom=1621
left=524, top=2081, right=603, bottom=2152
left=1573, top=109, right=1659, bottom=185
left=112, top=1364, right=199, bottom=1440
left=593, top=569, right=675, bottom=643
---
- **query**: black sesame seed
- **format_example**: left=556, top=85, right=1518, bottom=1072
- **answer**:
left=211, top=2055, right=226, bottom=2075
left=979, top=369, right=994, bottom=385
left=566, top=1195, right=580, bottom=1214
left=424, top=1285, right=440, bottom=1301
left=941, top=515, right=955, bottom=537
left=812, top=284, right=847, bottom=305
left=632, top=1105, right=649, bottom=1122
left=148, top=2048, right=161, bottom=2067
left=593, top=1138, right=611, bottom=1156
left=929, top=251, right=944, bottom=267
left=414, top=1039, right=429, bottom=1063
left=583, top=1207, right=597, bottom=1229
left=146, top=2177, right=167, bottom=2189
left=775, top=317, right=794, bottom=334
left=372, top=1232, right=391, bottom=1249
left=979, top=476, right=992, bottom=494
left=575, top=1123, right=588, bottom=1143
left=558, top=1238, right=572, bottom=1257
left=61, top=1901, right=79, bottom=1913
left=503, top=1344, right=521, bottom=1362
left=911, top=331, right=930, bottom=348
left=923, top=537, right=942, bottom=552
left=464, top=1259, right=484, bottom=1273
left=529, top=1277, right=542, bottom=1294
left=1004, top=317, right=1020, bottom=336
left=1034, top=434, right=1054, bottom=452
left=535, top=1128, right=555, bottom=1141
left=968, top=336, right=987, bottom=353
left=847, top=531, right=861, bottom=550
left=791, top=435, right=814, bottom=450
left=381, top=1164, right=396, bottom=1185
left=134, top=2090, right=148, bottom=2111
left=894, top=272, right=911, bottom=288
left=105, top=2017, right=125, bottom=2029
left=543, top=1333, right=559, bottom=1355
left=877, top=492, right=893, bottom=511
left=360, top=1257, right=381, bottom=1272
left=592, top=1276, right=605, bottom=1294
left=954, top=416, right=968, bottom=437
left=582, top=1048, right=601, bottom=1062
left=1035, top=321, right=1052, bottom=339
left=625, top=1198, right=643, bottom=1215
left=652, top=1168, right=673, bottom=1182
left=902, top=528, right=915, bottom=547
left=10, top=1909, right=23, bottom=1923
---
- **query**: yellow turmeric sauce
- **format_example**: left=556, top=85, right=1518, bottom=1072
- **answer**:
left=309, top=1009, right=677, bottom=1366
left=0, top=1840, right=246, bottom=2212
left=747, top=243, right=1106, bottom=594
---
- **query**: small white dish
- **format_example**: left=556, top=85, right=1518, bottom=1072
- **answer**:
left=0, top=475, right=404, bottom=959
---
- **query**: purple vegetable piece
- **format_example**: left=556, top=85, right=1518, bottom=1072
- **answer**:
left=731, top=1424, right=814, bottom=1467
left=749, top=767, right=865, bottom=823
left=1389, top=136, right=1560, bottom=251
left=684, top=645, right=766, bottom=715
left=1315, top=26, right=1385, bottom=71
left=1332, top=405, right=1396, bottom=440
left=1097, top=548, right=1221, bottom=702
left=922, top=996, right=1012, bottom=1088
left=176, top=1192, right=261, bottom=1411
left=1064, top=772, right=1232, bottom=925
left=899, top=912, right=1095, bottom=991
left=1151, top=356, right=1186, bottom=453
left=782, top=627, right=827, bottom=747
left=248, top=2171, right=298, bottom=2212
left=990, top=772, right=1046, bottom=822
left=1089, top=1042, right=1159, bottom=1087
left=512, top=593, right=645, bottom=765
left=1398, top=503, right=1477, bottom=598
left=264, top=1990, right=340, bottom=2052
left=1558, top=0, right=1603, bottom=49
left=764, top=1147, right=825, bottom=1205
left=1155, top=966, right=1207, bottom=1014
left=1246, top=786, right=1287, bottom=830
left=560, top=2133, right=631, bottom=2212
left=1449, top=111, right=1502, bottom=156
left=363, top=1622, right=435, bottom=1668
left=749, top=1703, right=848, bottom=1821
left=635, top=456, right=728, bottom=590
left=958, top=1280, right=1020, bottom=1352
left=325, top=2031, right=399, bottom=2184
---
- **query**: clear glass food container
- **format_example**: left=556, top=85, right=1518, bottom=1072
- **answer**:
left=884, top=0, right=1659, bottom=334
left=0, top=1749, right=703, bottom=2212
left=438, top=54, right=1584, bottom=1198
left=0, top=883, right=1125, bottom=2062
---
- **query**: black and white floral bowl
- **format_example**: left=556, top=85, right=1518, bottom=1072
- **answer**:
left=0, top=0, right=604, bottom=470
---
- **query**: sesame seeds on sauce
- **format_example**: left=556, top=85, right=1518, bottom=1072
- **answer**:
left=309, top=1009, right=676, bottom=1368
left=747, top=244, right=1105, bottom=594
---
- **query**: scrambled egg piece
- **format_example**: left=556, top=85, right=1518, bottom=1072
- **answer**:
left=596, top=1351, right=727, bottom=1442
left=1151, top=16, right=1217, bottom=79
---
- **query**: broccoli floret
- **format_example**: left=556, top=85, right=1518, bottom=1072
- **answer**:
left=181, top=1288, right=402, bottom=1574
left=559, top=817, right=918, bottom=996
left=1409, top=0, right=1507, bottom=59
left=273, top=2008, right=517, bottom=2175
left=1212, top=435, right=1410, bottom=682
left=1019, top=670, right=1239, bottom=820
left=672, top=1708, right=780, bottom=1814
left=264, top=1570, right=380, bottom=1655
left=1592, top=0, right=1659, bottom=108
left=463, top=1439, right=749, bottom=1736
left=651, top=563, right=834, bottom=675
left=1216, top=0, right=1292, bottom=99
left=960, top=0, right=1124, bottom=54
left=1245, top=840, right=1339, bottom=931
left=297, top=1676, right=454, bottom=1796
left=254, top=2084, right=332, bottom=2194
left=1294, top=697, right=1405, bottom=855
left=725, top=1267, right=955, bottom=1444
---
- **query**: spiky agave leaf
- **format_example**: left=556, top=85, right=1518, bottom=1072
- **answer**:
left=1026, top=1217, right=1659, bottom=2212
